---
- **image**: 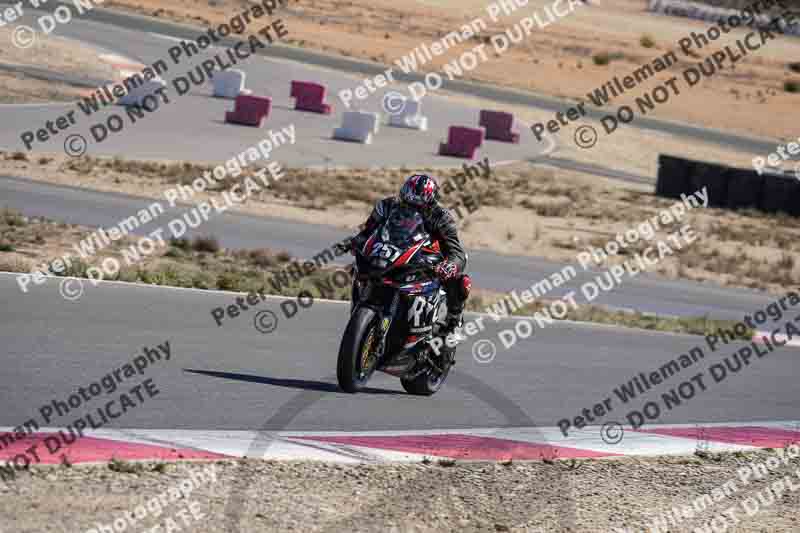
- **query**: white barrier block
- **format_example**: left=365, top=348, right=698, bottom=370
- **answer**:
left=333, top=111, right=380, bottom=144
left=388, top=99, right=428, bottom=131
left=117, top=79, right=167, bottom=106
left=213, top=69, right=251, bottom=99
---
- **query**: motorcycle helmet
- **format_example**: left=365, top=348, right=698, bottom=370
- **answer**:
left=399, top=174, right=440, bottom=215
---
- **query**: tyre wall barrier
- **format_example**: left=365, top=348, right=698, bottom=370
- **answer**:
left=726, top=168, right=764, bottom=210
left=656, top=154, right=799, bottom=217
left=647, top=0, right=800, bottom=37
left=655, top=154, right=693, bottom=199
left=690, top=160, right=730, bottom=208
left=761, top=173, right=800, bottom=217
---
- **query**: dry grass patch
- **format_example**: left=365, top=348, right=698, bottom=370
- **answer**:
left=467, top=290, right=753, bottom=339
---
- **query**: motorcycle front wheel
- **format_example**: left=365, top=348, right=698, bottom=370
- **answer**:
left=337, top=306, right=379, bottom=393
left=400, top=351, right=452, bottom=396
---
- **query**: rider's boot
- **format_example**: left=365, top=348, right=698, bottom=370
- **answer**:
left=438, top=310, right=464, bottom=365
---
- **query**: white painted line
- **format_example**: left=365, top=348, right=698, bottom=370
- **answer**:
left=148, top=32, right=185, bottom=43
left=754, top=331, right=800, bottom=348
left=0, top=272, right=733, bottom=338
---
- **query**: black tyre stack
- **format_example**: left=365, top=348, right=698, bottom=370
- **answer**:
left=655, top=154, right=799, bottom=217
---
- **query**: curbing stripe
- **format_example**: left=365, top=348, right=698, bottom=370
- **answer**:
left=3, top=422, right=798, bottom=464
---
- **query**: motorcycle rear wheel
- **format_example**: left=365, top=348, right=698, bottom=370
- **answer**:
left=337, top=306, right=379, bottom=393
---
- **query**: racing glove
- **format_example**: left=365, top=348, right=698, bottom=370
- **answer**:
left=435, top=260, right=459, bottom=281
left=348, top=237, right=362, bottom=256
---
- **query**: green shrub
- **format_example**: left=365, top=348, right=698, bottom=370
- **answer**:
left=217, top=272, right=246, bottom=292
left=2, top=209, right=27, bottom=227
left=593, top=52, right=611, bottom=65
left=640, top=35, right=655, bottom=48
left=784, top=80, right=800, bottom=93
left=113, top=268, right=140, bottom=283
left=0, top=242, right=14, bottom=252
left=250, top=249, right=277, bottom=268
left=192, top=273, right=215, bottom=290
left=60, top=258, right=90, bottom=278
left=142, top=266, right=194, bottom=288
left=592, top=51, right=624, bottom=66
left=170, top=237, right=191, bottom=250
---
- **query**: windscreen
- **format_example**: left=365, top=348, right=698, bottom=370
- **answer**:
left=379, top=205, right=427, bottom=249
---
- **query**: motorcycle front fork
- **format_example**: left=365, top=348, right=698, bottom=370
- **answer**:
left=374, top=291, right=400, bottom=363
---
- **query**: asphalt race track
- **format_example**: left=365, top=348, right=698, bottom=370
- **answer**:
left=0, top=8, right=555, bottom=166
left=3, top=274, right=798, bottom=433
left=0, top=175, right=779, bottom=320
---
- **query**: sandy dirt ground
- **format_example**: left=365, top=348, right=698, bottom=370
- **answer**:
left=0, top=26, right=117, bottom=103
left=0, top=448, right=799, bottom=532
left=99, top=0, right=800, bottom=141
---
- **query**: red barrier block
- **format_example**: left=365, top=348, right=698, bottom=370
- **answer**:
left=438, top=126, right=484, bottom=159
left=290, top=81, right=332, bottom=114
left=479, top=110, right=519, bottom=143
left=225, top=94, right=271, bottom=127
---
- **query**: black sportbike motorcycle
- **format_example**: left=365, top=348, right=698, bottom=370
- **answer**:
left=337, top=205, right=454, bottom=395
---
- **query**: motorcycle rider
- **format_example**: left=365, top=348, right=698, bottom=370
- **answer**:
left=350, top=174, right=472, bottom=338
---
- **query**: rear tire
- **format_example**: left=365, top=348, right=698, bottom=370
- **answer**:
left=337, top=306, right=378, bottom=393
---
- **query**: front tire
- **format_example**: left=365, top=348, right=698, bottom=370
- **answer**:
left=400, top=353, right=452, bottom=396
left=337, top=306, right=379, bottom=393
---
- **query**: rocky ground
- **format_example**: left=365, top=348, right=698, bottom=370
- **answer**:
left=1, top=447, right=799, bottom=532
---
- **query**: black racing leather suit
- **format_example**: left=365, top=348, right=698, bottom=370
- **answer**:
left=353, top=197, right=469, bottom=314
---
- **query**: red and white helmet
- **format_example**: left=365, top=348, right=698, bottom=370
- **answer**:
left=399, top=174, right=440, bottom=210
